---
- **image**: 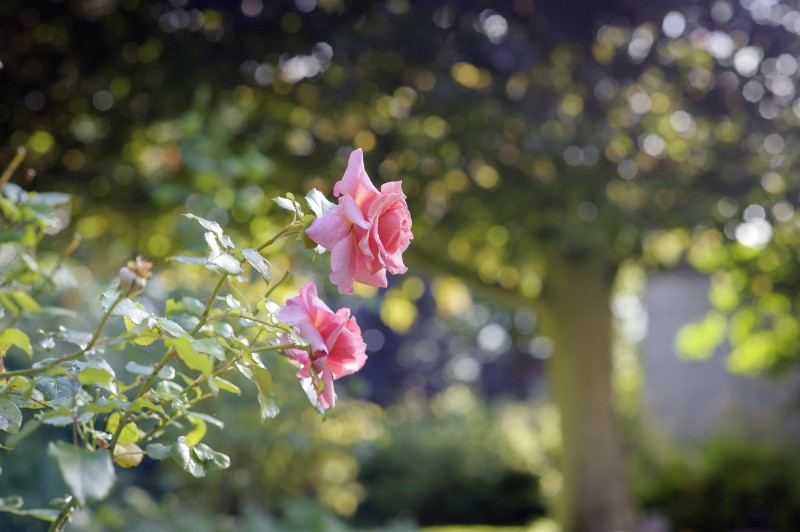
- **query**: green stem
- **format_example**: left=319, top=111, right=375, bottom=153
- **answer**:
left=1, top=291, right=126, bottom=379
left=0, top=147, right=26, bottom=189
left=256, top=226, right=293, bottom=253
left=48, top=496, right=78, bottom=532
left=110, top=226, right=295, bottom=452
left=108, top=345, right=174, bottom=453
left=264, top=270, right=290, bottom=300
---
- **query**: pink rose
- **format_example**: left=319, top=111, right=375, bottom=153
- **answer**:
left=278, top=283, right=367, bottom=410
left=306, top=149, right=413, bottom=294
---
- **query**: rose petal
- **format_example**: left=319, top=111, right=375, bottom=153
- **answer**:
left=305, top=205, right=351, bottom=250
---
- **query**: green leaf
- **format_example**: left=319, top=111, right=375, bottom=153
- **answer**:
left=241, top=248, right=271, bottom=283
left=183, top=214, right=235, bottom=249
left=145, top=443, right=172, bottom=460
left=112, top=299, right=151, bottom=326
left=41, top=407, right=93, bottom=427
left=20, top=508, right=59, bottom=522
left=124, top=361, right=174, bottom=380
left=157, top=317, right=190, bottom=338
left=0, top=495, right=22, bottom=509
left=185, top=416, right=207, bottom=447
left=105, top=413, right=144, bottom=445
left=0, top=329, right=32, bottom=357
left=204, top=232, right=242, bottom=275
left=0, top=398, right=22, bottom=434
left=35, top=376, right=77, bottom=406
left=166, top=337, right=213, bottom=375
left=47, top=441, right=116, bottom=505
left=74, top=359, right=116, bottom=394
left=244, top=364, right=280, bottom=420
left=212, top=377, right=240, bottom=395
left=192, top=443, right=230, bottom=471
left=171, top=436, right=206, bottom=478
left=305, top=188, right=335, bottom=218
left=192, top=338, right=226, bottom=361
left=272, top=196, right=302, bottom=213
left=112, top=442, right=144, bottom=468
left=9, top=291, right=41, bottom=313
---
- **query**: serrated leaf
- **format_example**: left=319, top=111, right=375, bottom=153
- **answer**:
left=0, top=398, right=22, bottom=434
left=0, top=328, right=32, bottom=357
left=75, top=359, right=116, bottom=394
left=145, top=443, right=172, bottom=460
left=35, top=377, right=75, bottom=404
left=171, top=436, right=205, bottom=478
left=183, top=214, right=235, bottom=249
left=305, top=188, right=336, bottom=218
left=127, top=398, right=164, bottom=416
left=47, top=441, right=116, bottom=505
left=165, top=337, right=212, bottom=375
left=241, top=249, right=271, bottom=283
left=111, top=299, right=151, bottom=326
left=112, top=442, right=144, bottom=468
left=204, top=232, right=243, bottom=275
left=192, top=443, right=230, bottom=471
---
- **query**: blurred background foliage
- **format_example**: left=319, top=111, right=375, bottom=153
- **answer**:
left=5, top=0, right=800, bottom=529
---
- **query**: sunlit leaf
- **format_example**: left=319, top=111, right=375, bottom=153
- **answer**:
left=105, top=413, right=143, bottom=445
left=0, top=329, right=32, bottom=358
left=241, top=248, right=271, bottom=283
left=185, top=416, right=207, bottom=447
left=171, top=436, right=206, bottom=478
left=112, top=442, right=144, bottom=468
left=166, top=337, right=212, bottom=375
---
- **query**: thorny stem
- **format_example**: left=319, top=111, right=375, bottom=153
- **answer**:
left=48, top=496, right=78, bottom=532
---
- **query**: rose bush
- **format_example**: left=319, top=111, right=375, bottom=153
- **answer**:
left=0, top=148, right=409, bottom=530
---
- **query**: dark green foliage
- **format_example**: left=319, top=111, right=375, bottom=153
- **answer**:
left=356, top=412, right=546, bottom=526
left=638, top=442, right=800, bottom=531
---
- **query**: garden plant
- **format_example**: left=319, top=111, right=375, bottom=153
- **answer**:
left=0, top=147, right=412, bottom=531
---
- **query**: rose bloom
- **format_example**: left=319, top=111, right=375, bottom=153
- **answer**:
left=306, top=149, right=413, bottom=294
left=278, top=283, right=367, bottom=410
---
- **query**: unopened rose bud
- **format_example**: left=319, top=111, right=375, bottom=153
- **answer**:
left=118, top=255, right=153, bottom=295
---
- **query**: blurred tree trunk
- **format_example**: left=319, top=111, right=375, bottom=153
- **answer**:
left=539, top=253, right=635, bottom=532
